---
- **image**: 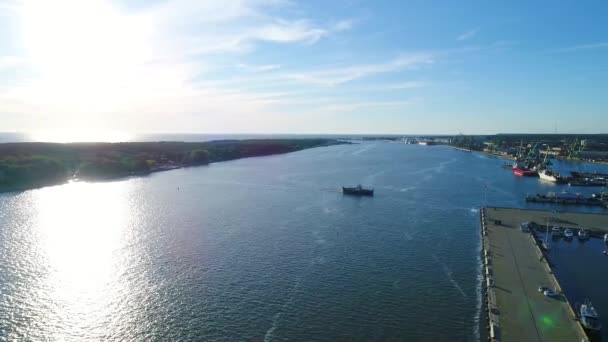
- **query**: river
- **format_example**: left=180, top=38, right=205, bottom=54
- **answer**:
left=1, top=142, right=607, bottom=341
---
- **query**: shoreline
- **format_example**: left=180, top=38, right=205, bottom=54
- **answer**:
left=0, top=139, right=345, bottom=194
left=442, top=145, right=516, bottom=161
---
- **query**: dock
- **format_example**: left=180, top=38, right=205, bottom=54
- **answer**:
left=525, top=194, right=608, bottom=208
left=480, top=207, right=595, bottom=342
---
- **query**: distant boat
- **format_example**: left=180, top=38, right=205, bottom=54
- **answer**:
left=552, top=226, right=561, bottom=236
left=604, top=233, right=608, bottom=244
left=342, top=185, right=374, bottom=196
left=580, top=300, right=602, bottom=331
left=564, top=228, right=574, bottom=239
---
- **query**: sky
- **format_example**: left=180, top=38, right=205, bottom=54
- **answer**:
left=0, top=0, right=607, bottom=137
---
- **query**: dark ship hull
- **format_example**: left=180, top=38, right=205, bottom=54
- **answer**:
left=342, top=186, right=374, bottom=196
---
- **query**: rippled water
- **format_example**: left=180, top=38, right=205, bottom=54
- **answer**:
left=1, top=142, right=607, bottom=341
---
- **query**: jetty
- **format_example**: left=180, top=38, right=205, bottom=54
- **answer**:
left=480, top=207, right=591, bottom=342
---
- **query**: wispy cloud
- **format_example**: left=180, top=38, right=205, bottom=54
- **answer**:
left=551, top=42, right=608, bottom=52
left=237, top=63, right=282, bottom=72
left=457, top=28, right=478, bottom=41
left=385, top=81, right=428, bottom=90
left=319, top=100, right=413, bottom=112
left=148, top=0, right=349, bottom=56
left=282, top=54, right=434, bottom=86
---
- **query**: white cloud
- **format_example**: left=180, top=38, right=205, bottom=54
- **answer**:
left=333, top=19, right=355, bottom=31
left=1, top=0, right=359, bottom=131
left=319, top=100, right=412, bottom=112
left=282, top=54, right=434, bottom=86
left=0, top=56, right=25, bottom=70
left=147, top=0, right=346, bottom=56
left=237, top=63, right=281, bottom=72
left=552, top=42, right=608, bottom=52
left=385, top=81, right=428, bottom=90
left=457, top=28, right=477, bottom=41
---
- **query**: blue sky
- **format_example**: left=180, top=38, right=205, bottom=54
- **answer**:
left=0, top=0, right=607, bottom=137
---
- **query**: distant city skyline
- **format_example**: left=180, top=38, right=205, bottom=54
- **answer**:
left=0, top=0, right=607, bottom=137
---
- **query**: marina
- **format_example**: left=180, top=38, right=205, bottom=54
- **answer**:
left=481, top=207, right=608, bottom=342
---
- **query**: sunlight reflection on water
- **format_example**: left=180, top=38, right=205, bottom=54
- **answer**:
left=32, top=181, right=133, bottom=340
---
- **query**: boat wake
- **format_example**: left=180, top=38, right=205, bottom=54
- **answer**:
left=311, top=230, right=327, bottom=245
left=351, top=144, right=376, bottom=156
left=363, top=170, right=385, bottom=184
left=403, top=231, right=414, bottom=241
left=410, top=158, right=458, bottom=178
left=432, top=254, right=467, bottom=299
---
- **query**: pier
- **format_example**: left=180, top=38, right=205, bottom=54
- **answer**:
left=480, top=207, right=593, bottom=342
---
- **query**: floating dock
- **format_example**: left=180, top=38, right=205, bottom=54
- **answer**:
left=480, top=207, right=595, bottom=342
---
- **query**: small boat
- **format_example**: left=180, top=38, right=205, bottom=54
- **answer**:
left=551, top=226, right=561, bottom=236
left=543, top=289, right=558, bottom=298
left=342, top=185, right=374, bottom=196
left=604, top=233, right=608, bottom=243
left=580, top=300, right=602, bottom=331
left=564, top=228, right=574, bottom=239
left=538, top=285, right=558, bottom=297
left=542, top=240, right=551, bottom=251
left=578, top=229, right=589, bottom=240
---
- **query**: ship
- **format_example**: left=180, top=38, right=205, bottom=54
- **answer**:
left=342, top=185, right=374, bottom=196
left=512, top=162, right=538, bottom=177
left=580, top=300, right=602, bottom=331
left=571, top=171, right=608, bottom=179
left=538, top=169, right=567, bottom=183
left=417, top=141, right=435, bottom=146
left=568, top=178, right=607, bottom=187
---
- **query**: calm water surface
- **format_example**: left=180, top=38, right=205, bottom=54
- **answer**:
left=1, top=142, right=607, bottom=341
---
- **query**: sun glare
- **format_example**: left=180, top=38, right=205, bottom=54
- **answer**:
left=32, top=181, right=134, bottom=339
left=17, top=0, right=155, bottom=113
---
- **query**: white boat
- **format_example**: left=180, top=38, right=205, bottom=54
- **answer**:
left=605, top=233, right=608, bottom=243
left=542, top=240, right=551, bottom=251
left=564, top=228, right=574, bottom=239
left=580, top=300, right=602, bottom=331
left=578, top=229, right=589, bottom=240
left=552, top=226, right=561, bottom=236
left=538, top=169, right=559, bottom=182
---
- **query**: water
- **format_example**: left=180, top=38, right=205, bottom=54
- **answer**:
left=1, top=142, right=607, bottom=341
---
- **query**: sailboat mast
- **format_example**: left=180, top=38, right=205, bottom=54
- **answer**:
left=546, top=216, right=549, bottom=244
